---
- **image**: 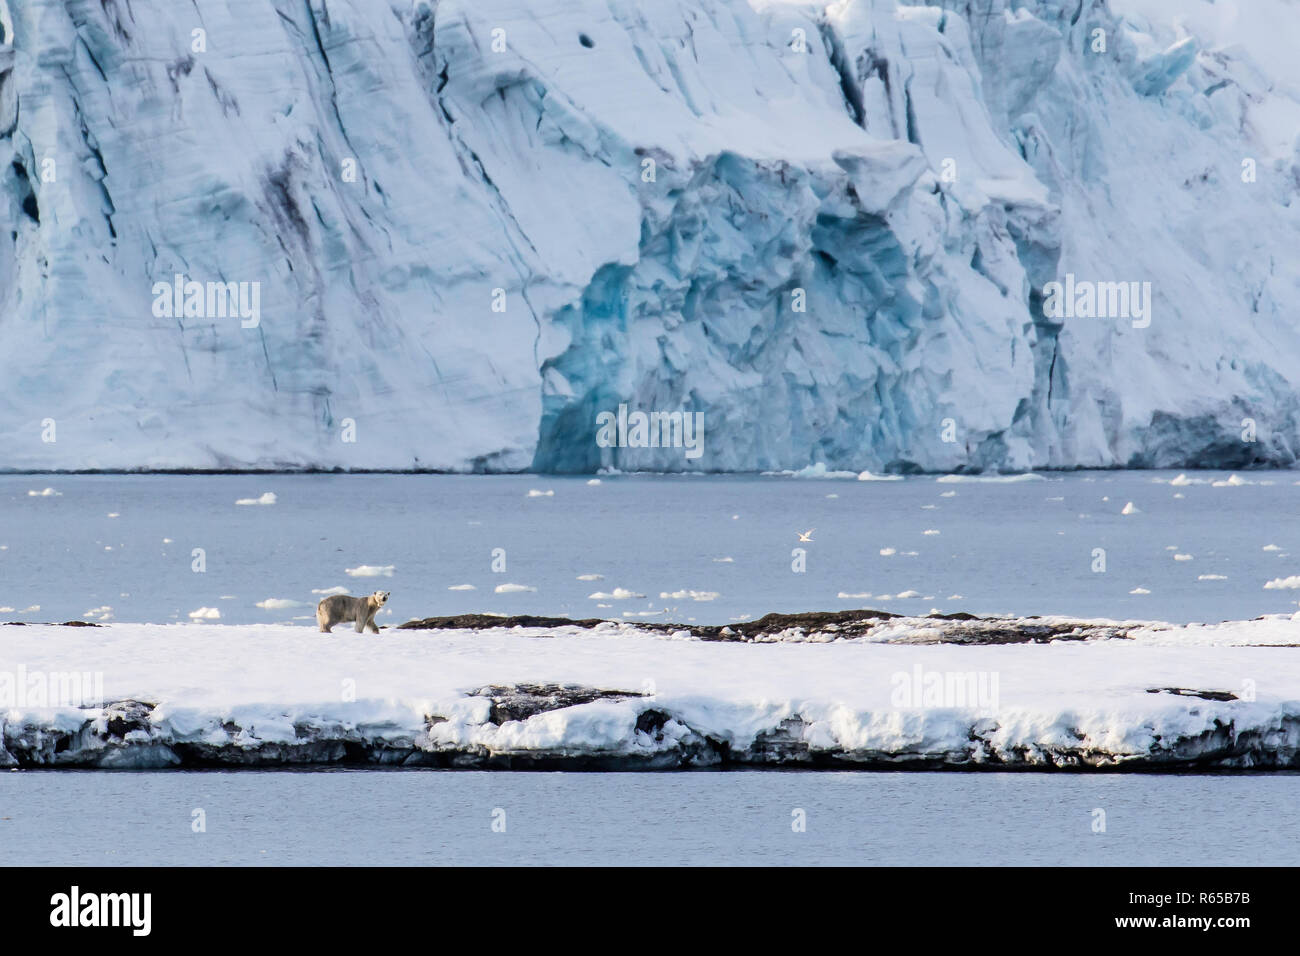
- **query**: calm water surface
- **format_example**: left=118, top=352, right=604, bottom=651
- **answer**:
left=0, top=769, right=1294, bottom=866
left=0, top=470, right=1297, bottom=626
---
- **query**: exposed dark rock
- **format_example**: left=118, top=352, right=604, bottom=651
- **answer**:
left=1, top=620, right=102, bottom=627
left=398, top=608, right=1133, bottom=644
left=635, top=709, right=671, bottom=736
left=1147, top=687, right=1239, bottom=702
left=399, top=614, right=606, bottom=630
left=748, top=716, right=813, bottom=763
left=687, top=609, right=901, bottom=641
left=472, top=683, right=647, bottom=724
left=101, top=699, right=155, bottom=738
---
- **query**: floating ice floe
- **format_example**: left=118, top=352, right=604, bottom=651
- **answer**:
left=588, top=588, right=645, bottom=600
left=659, top=590, right=719, bottom=601
left=936, top=474, right=1045, bottom=483
left=764, top=463, right=857, bottom=479
left=345, top=565, right=395, bottom=578
left=235, top=493, right=277, bottom=506
left=494, top=583, right=537, bottom=593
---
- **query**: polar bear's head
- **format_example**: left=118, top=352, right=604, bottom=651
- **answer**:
left=371, top=591, right=390, bottom=606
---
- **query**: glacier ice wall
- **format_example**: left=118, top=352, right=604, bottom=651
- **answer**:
left=1, top=0, right=1299, bottom=471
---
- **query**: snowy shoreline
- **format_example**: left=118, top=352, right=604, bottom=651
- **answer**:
left=4, top=611, right=1300, bottom=771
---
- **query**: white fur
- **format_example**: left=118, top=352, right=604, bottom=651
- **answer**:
left=316, top=591, right=390, bottom=634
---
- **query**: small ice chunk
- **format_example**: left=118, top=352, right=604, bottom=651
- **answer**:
left=256, top=598, right=305, bottom=609
left=346, top=565, right=395, bottom=577
left=235, top=492, right=277, bottom=506
left=659, top=590, right=719, bottom=601
left=588, top=588, right=645, bottom=600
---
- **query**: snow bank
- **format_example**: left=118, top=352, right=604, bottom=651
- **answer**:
left=3, top=612, right=1300, bottom=769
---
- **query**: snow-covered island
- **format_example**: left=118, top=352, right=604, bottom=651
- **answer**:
left=5, top=609, right=1300, bottom=770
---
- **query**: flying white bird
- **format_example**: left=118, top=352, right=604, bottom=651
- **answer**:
left=796, top=529, right=815, bottom=542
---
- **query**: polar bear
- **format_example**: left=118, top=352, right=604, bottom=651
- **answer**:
left=316, top=591, right=390, bottom=634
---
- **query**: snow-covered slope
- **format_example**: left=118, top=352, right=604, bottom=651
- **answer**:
left=5, top=614, right=1300, bottom=769
left=2, top=0, right=1299, bottom=472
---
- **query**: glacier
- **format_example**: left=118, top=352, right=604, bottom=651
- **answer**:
left=1, top=0, right=1299, bottom=472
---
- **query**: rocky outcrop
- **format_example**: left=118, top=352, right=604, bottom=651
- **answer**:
left=399, top=608, right=1138, bottom=644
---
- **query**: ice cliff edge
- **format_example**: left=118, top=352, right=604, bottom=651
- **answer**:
left=2, top=0, right=1299, bottom=472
